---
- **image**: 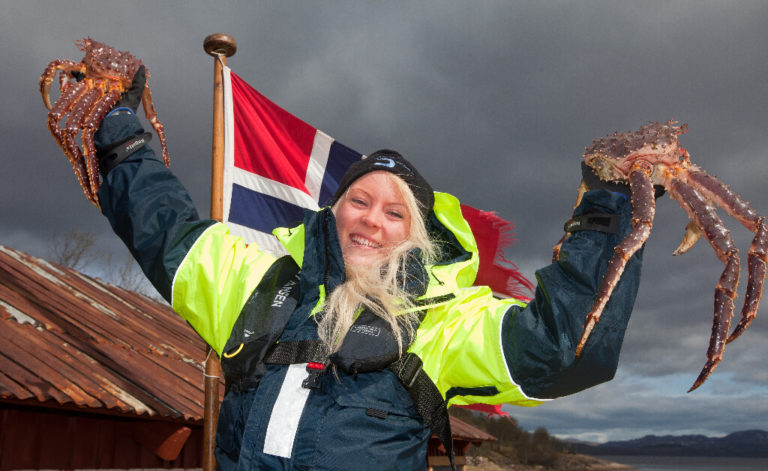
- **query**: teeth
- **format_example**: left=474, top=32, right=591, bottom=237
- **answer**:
left=351, top=235, right=382, bottom=248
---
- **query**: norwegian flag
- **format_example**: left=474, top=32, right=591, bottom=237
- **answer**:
left=221, top=66, right=360, bottom=254
left=221, top=66, right=532, bottom=299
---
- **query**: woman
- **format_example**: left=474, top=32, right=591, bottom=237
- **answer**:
left=93, top=68, right=643, bottom=470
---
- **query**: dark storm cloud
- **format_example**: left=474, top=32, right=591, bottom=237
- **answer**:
left=2, top=0, right=766, bottom=441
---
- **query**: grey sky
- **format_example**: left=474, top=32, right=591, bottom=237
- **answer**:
left=2, top=0, right=767, bottom=442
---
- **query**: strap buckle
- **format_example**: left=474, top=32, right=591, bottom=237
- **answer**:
left=302, top=361, right=327, bottom=390
left=396, top=353, right=423, bottom=388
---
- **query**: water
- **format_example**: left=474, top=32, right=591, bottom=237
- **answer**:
left=601, top=455, right=768, bottom=470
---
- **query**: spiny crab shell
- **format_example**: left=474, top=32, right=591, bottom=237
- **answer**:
left=78, top=38, right=143, bottom=88
left=585, top=120, right=690, bottom=187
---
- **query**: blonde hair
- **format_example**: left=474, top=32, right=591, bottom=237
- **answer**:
left=319, top=173, right=436, bottom=354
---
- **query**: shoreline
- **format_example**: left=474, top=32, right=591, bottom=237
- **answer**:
left=465, top=453, right=635, bottom=470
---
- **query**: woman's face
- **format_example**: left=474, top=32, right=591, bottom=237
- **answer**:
left=335, top=171, right=411, bottom=267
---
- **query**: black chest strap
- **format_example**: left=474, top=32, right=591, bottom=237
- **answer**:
left=264, top=341, right=456, bottom=471
left=264, top=340, right=329, bottom=364
left=392, top=352, right=456, bottom=471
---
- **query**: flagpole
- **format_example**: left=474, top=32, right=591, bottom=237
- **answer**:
left=203, top=32, right=236, bottom=471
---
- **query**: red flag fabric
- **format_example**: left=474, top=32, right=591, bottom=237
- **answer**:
left=454, top=403, right=511, bottom=419
left=461, top=205, right=534, bottom=300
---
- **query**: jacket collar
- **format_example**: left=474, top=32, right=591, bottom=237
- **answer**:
left=272, top=191, right=479, bottom=305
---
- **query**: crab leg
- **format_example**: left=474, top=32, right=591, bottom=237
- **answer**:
left=686, top=170, right=768, bottom=343
left=46, top=81, right=91, bottom=200
left=733, top=220, right=768, bottom=340
left=48, top=81, right=87, bottom=145
left=63, top=84, right=103, bottom=205
left=58, top=68, right=74, bottom=92
left=668, top=180, right=739, bottom=391
left=141, top=82, right=170, bottom=167
left=575, top=166, right=655, bottom=357
left=82, top=86, right=122, bottom=199
left=552, top=181, right=590, bottom=262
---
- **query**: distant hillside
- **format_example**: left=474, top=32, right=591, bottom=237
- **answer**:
left=574, top=429, right=768, bottom=458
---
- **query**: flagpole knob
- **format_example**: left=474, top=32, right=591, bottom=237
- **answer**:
left=204, top=34, right=237, bottom=57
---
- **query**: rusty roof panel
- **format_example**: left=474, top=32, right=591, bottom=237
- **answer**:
left=0, top=245, right=210, bottom=421
left=449, top=416, right=497, bottom=442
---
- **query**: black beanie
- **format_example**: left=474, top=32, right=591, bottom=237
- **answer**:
left=331, top=149, right=434, bottom=219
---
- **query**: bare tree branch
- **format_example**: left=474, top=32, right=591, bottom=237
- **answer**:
left=49, top=228, right=100, bottom=271
left=48, top=228, right=163, bottom=302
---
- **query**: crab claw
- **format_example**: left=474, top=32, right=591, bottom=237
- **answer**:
left=39, top=60, right=85, bottom=110
left=39, top=67, right=56, bottom=110
left=674, top=220, right=704, bottom=256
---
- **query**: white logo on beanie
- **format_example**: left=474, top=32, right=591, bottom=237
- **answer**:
left=373, top=157, right=397, bottom=168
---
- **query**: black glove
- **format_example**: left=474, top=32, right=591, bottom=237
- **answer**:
left=581, top=162, right=666, bottom=199
left=113, top=65, right=146, bottom=112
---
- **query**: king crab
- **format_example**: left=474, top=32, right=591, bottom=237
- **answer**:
left=40, top=38, right=169, bottom=207
left=561, top=120, right=767, bottom=391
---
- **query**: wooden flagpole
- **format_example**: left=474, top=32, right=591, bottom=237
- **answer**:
left=203, top=32, right=236, bottom=471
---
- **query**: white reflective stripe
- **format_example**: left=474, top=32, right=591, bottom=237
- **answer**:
left=304, top=130, right=334, bottom=201
left=263, top=363, right=311, bottom=458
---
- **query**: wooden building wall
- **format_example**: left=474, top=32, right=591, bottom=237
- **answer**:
left=0, top=403, right=203, bottom=471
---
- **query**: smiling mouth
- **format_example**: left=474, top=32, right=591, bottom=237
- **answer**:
left=350, top=235, right=382, bottom=249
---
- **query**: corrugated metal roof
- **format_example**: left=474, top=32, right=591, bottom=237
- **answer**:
left=0, top=245, right=209, bottom=421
